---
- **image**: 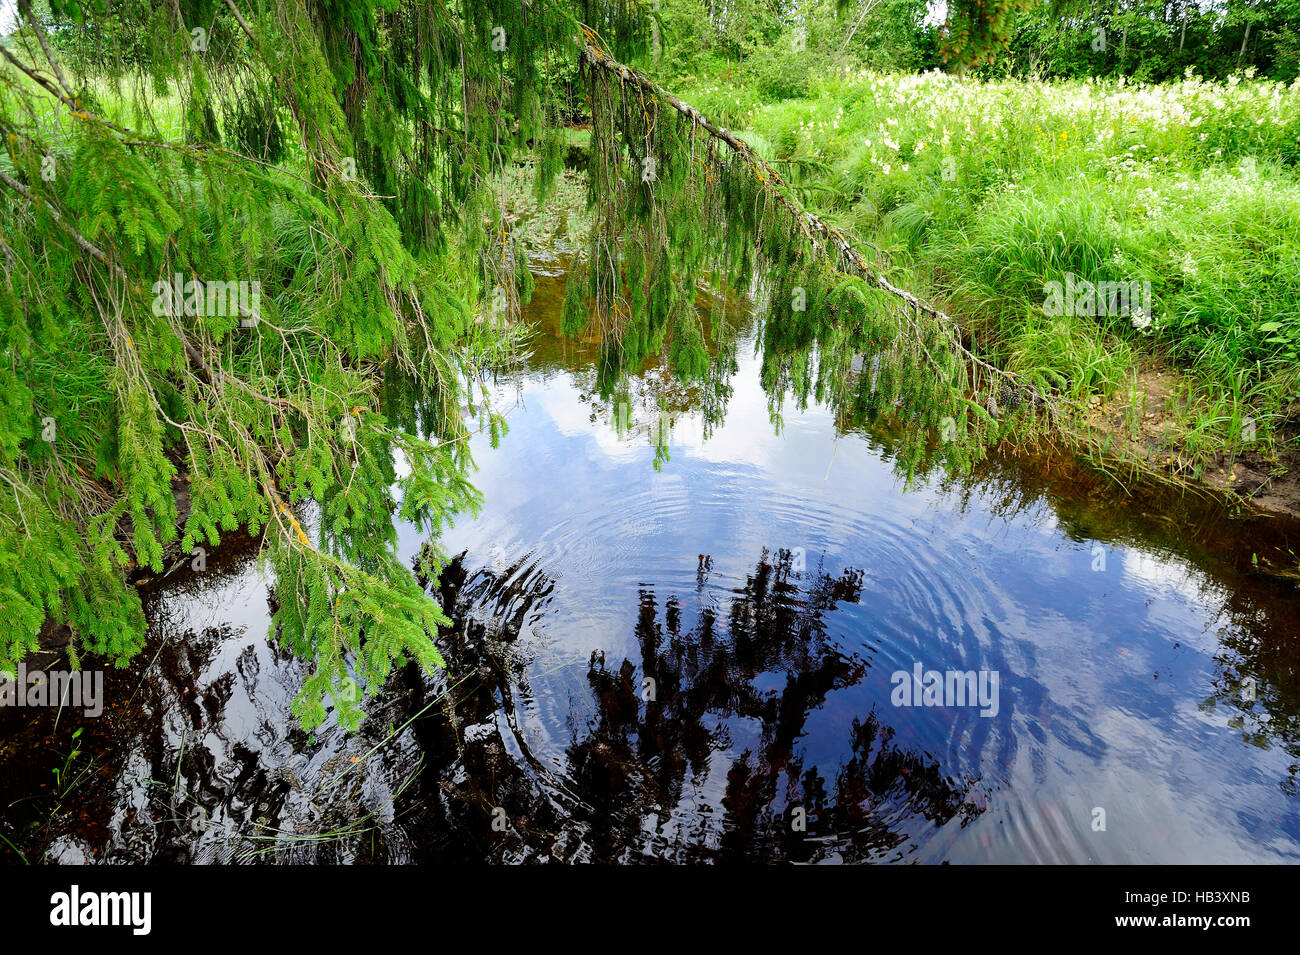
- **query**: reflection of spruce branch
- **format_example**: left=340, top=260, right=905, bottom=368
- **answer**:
left=553, top=549, right=979, bottom=860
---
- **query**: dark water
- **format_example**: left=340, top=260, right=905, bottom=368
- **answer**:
left=3, top=266, right=1299, bottom=864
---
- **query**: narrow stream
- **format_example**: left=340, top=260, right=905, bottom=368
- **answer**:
left=3, top=267, right=1298, bottom=864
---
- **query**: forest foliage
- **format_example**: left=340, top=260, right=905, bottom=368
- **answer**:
left=2, top=0, right=1277, bottom=730
left=0, top=0, right=624, bottom=728
left=649, top=0, right=1300, bottom=86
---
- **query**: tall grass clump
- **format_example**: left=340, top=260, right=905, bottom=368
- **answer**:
left=694, top=66, right=1300, bottom=463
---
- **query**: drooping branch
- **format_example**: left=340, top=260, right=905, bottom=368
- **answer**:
left=0, top=169, right=127, bottom=279
left=578, top=34, right=1047, bottom=412
left=2, top=163, right=303, bottom=555
left=15, top=0, right=76, bottom=102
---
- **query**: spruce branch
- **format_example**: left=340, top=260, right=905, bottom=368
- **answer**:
left=577, top=36, right=1049, bottom=411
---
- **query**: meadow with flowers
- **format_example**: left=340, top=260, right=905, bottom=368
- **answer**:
left=686, top=68, right=1300, bottom=473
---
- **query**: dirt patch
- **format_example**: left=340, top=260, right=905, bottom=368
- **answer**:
left=1202, top=446, right=1300, bottom=519
left=1078, top=363, right=1300, bottom=520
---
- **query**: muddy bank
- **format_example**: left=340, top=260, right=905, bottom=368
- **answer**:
left=1070, top=363, right=1299, bottom=521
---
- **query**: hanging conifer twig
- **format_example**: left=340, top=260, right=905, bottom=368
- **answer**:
left=565, top=28, right=1049, bottom=481
left=0, top=0, right=616, bottom=729
left=576, top=32, right=1045, bottom=411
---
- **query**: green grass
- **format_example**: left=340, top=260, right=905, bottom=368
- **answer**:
left=684, top=68, right=1300, bottom=466
left=1002, top=310, right=1135, bottom=403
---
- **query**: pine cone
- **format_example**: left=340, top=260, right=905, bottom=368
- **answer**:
left=998, top=384, right=1022, bottom=412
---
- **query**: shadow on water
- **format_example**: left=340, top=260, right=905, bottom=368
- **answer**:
left=2, top=266, right=1299, bottom=864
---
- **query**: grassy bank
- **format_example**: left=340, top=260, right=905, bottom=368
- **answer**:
left=682, top=69, right=1300, bottom=490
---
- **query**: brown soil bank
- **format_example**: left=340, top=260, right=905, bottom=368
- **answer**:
left=1074, top=365, right=1299, bottom=521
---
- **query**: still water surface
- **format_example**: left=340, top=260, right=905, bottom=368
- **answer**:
left=4, top=268, right=1299, bottom=863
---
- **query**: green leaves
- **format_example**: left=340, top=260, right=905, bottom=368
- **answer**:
left=0, top=0, right=590, bottom=730
left=1257, top=319, right=1300, bottom=361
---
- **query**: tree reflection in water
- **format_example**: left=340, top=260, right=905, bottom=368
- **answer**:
left=417, top=546, right=984, bottom=863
